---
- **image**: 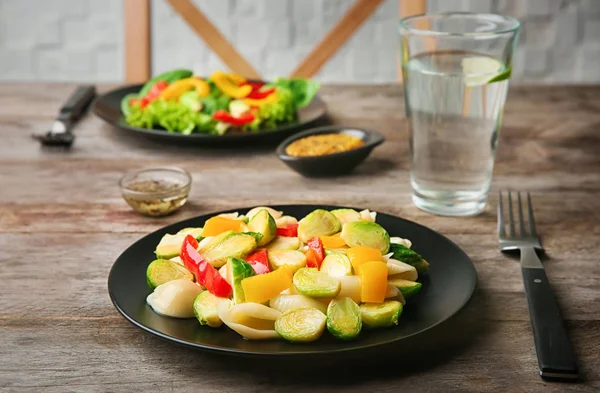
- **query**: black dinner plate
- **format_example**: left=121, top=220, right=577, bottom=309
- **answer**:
left=108, top=205, right=477, bottom=357
left=92, top=84, right=327, bottom=146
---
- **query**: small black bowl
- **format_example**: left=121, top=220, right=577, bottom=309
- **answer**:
left=275, top=126, right=385, bottom=177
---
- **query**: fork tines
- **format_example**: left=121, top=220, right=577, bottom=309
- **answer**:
left=498, top=191, right=537, bottom=239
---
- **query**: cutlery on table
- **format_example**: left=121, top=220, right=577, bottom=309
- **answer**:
left=497, top=191, right=579, bottom=381
left=32, top=85, right=96, bottom=147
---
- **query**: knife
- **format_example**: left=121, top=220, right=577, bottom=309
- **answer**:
left=33, top=85, right=96, bottom=147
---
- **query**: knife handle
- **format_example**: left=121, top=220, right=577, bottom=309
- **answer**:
left=522, top=267, right=579, bottom=381
left=58, top=85, right=96, bottom=121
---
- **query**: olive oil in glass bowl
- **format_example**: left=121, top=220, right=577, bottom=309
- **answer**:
left=119, top=166, right=191, bottom=217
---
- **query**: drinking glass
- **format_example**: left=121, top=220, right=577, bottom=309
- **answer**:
left=399, top=13, right=520, bottom=216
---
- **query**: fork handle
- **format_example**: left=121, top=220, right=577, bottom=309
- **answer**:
left=522, top=266, right=579, bottom=381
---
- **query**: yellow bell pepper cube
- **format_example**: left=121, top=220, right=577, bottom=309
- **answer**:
left=201, top=216, right=245, bottom=237
left=359, top=261, right=388, bottom=303
left=319, top=233, right=346, bottom=249
left=241, top=266, right=293, bottom=304
left=346, top=246, right=382, bottom=274
left=159, top=78, right=210, bottom=100
left=210, top=71, right=252, bottom=98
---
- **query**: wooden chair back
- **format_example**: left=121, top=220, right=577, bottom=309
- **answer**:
left=123, top=0, right=427, bottom=83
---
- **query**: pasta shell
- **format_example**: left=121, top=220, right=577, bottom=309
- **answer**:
left=217, top=301, right=281, bottom=340
left=146, top=279, right=202, bottom=318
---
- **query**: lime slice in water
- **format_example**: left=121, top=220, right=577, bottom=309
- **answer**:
left=461, top=56, right=511, bottom=87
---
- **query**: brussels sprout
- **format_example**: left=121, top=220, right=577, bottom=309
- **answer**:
left=320, top=252, right=352, bottom=277
left=146, top=259, right=194, bottom=289
left=390, top=236, right=412, bottom=249
left=340, top=221, right=390, bottom=254
left=247, top=209, right=277, bottom=246
left=388, top=278, right=422, bottom=298
left=227, top=257, right=255, bottom=303
left=154, top=233, right=187, bottom=259
left=176, top=227, right=204, bottom=239
left=330, top=208, right=361, bottom=224
left=241, top=232, right=264, bottom=244
left=360, top=300, right=403, bottom=328
left=268, top=250, right=307, bottom=273
left=388, top=243, right=421, bottom=264
left=386, top=259, right=418, bottom=280
left=275, top=215, right=298, bottom=228
left=266, top=236, right=301, bottom=252
left=199, top=231, right=257, bottom=268
left=247, top=206, right=283, bottom=220
left=297, top=209, right=342, bottom=243
left=275, top=307, right=327, bottom=342
left=146, top=279, right=203, bottom=318
left=193, top=291, right=227, bottom=327
left=337, top=275, right=361, bottom=303
left=293, top=268, right=341, bottom=298
left=326, top=297, right=362, bottom=340
left=269, top=294, right=328, bottom=314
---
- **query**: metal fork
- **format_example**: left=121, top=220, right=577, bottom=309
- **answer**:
left=498, top=191, right=579, bottom=381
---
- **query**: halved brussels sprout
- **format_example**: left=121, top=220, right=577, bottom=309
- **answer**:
left=241, top=231, right=264, bottom=244
left=293, top=268, right=341, bottom=298
left=330, top=208, right=361, bottom=224
left=320, top=252, right=352, bottom=277
left=269, top=294, right=328, bottom=314
left=388, top=243, right=421, bottom=264
left=176, top=227, right=204, bottom=239
left=340, top=221, right=390, bottom=254
left=154, top=233, right=186, bottom=259
left=386, top=259, right=418, bottom=280
left=388, top=278, right=422, bottom=298
left=247, top=206, right=283, bottom=220
left=297, top=209, right=342, bottom=243
left=275, top=307, right=327, bottom=342
left=199, top=231, right=257, bottom=268
left=326, top=297, right=362, bottom=340
left=275, top=215, right=298, bottom=228
left=360, top=300, right=403, bottom=328
left=390, top=237, right=412, bottom=249
left=268, top=250, right=307, bottom=273
left=265, top=236, right=301, bottom=252
left=146, top=259, right=193, bottom=289
left=146, top=279, right=203, bottom=318
left=193, top=291, right=227, bottom=328
left=247, top=209, right=277, bottom=246
left=227, top=257, right=255, bottom=303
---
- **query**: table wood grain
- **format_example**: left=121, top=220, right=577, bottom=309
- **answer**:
left=1, top=83, right=599, bottom=392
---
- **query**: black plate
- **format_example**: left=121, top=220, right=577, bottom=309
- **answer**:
left=92, top=84, right=327, bottom=146
left=276, top=126, right=385, bottom=177
left=108, top=205, right=476, bottom=357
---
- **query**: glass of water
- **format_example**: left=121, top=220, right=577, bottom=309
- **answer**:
left=400, top=13, right=520, bottom=216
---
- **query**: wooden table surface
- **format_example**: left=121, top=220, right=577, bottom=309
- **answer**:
left=1, top=83, right=599, bottom=392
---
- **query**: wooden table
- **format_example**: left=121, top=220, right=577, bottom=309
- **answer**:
left=1, top=83, right=599, bottom=392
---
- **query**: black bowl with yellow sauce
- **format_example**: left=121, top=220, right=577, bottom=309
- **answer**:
left=275, top=126, right=384, bottom=177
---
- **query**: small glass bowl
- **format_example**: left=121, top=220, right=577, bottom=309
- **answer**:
left=119, top=166, right=192, bottom=217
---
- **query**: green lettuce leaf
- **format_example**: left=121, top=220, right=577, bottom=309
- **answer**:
left=270, top=77, right=320, bottom=108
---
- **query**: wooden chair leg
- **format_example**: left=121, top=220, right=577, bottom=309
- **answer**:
left=124, top=0, right=151, bottom=83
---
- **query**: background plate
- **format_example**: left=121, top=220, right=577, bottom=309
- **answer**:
left=108, top=205, right=477, bottom=357
left=92, top=84, right=327, bottom=146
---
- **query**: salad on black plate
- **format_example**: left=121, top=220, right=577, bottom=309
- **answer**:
left=120, top=69, right=320, bottom=136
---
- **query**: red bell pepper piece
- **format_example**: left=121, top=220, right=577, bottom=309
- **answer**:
left=180, top=235, right=232, bottom=297
left=146, top=80, right=169, bottom=99
left=307, top=237, right=325, bottom=268
left=246, top=87, right=275, bottom=100
left=245, top=249, right=270, bottom=275
left=276, top=224, right=298, bottom=237
left=241, top=81, right=265, bottom=89
left=305, top=248, right=320, bottom=269
left=212, top=109, right=255, bottom=126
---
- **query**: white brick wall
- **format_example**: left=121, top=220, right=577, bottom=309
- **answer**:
left=0, top=0, right=598, bottom=83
